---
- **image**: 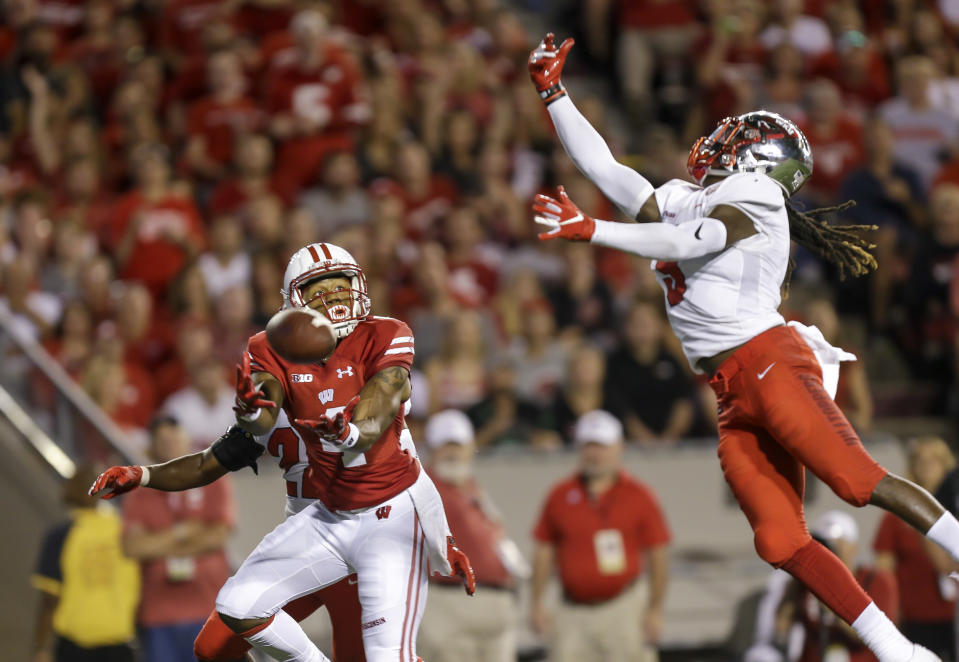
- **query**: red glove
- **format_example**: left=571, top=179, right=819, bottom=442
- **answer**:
left=295, top=395, right=361, bottom=448
left=533, top=186, right=596, bottom=241
left=88, top=466, right=143, bottom=499
left=446, top=536, right=476, bottom=596
left=528, top=32, right=574, bottom=104
left=234, top=351, right=276, bottom=419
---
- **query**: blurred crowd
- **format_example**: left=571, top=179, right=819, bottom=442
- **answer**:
left=3, top=0, right=959, bottom=453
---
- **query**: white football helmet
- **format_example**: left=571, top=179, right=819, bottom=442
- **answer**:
left=281, top=243, right=371, bottom=340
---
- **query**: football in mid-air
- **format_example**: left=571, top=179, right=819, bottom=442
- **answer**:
left=266, top=308, right=337, bottom=363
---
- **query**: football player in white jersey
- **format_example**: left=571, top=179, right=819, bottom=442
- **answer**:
left=528, top=34, right=959, bottom=662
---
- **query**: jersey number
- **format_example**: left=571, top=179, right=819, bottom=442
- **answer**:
left=267, top=428, right=302, bottom=495
left=656, top=261, right=687, bottom=306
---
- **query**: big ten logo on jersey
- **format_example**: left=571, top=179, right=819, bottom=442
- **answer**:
left=291, top=374, right=313, bottom=383
left=318, top=388, right=334, bottom=404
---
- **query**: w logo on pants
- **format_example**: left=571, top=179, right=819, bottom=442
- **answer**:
left=376, top=506, right=392, bottom=520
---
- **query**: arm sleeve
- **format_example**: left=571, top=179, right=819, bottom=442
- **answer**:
left=547, top=95, right=655, bottom=219
left=247, top=334, right=290, bottom=401
left=591, top=217, right=727, bottom=260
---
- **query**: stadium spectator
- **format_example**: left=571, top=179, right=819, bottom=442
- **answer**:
left=31, top=465, right=140, bottom=662
left=209, top=283, right=257, bottom=368
left=760, top=0, right=832, bottom=58
left=604, top=300, right=696, bottom=444
left=537, top=343, right=612, bottom=448
left=298, top=150, right=371, bottom=236
left=0, top=253, right=61, bottom=342
left=208, top=132, right=279, bottom=215
left=799, top=79, right=865, bottom=205
left=109, top=144, right=205, bottom=301
left=425, top=308, right=494, bottom=414
left=506, top=297, right=569, bottom=408
left=531, top=410, right=670, bottom=662
left=196, top=213, right=250, bottom=300
left=546, top=243, right=615, bottom=344
left=418, top=410, right=525, bottom=662
left=161, top=355, right=235, bottom=450
left=467, top=359, right=542, bottom=449
left=878, top=56, right=959, bottom=191
left=122, top=417, right=235, bottom=662
left=875, top=438, right=957, bottom=660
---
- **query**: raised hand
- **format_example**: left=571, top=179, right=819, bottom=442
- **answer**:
left=295, top=395, right=361, bottom=448
left=234, top=351, right=276, bottom=418
left=533, top=185, right=596, bottom=241
left=528, top=33, right=574, bottom=103
left=88, top=466, right=143, bottom=499
left=444, top=536, right=476, bottom=596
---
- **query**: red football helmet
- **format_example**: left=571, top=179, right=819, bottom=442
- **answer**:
left=687, top=111, right=813, bottom=196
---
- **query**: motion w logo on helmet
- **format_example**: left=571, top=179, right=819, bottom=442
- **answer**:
left=375, top=506, right=391, bottom=520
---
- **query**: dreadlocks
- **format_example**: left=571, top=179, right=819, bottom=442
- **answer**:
left=785, top=199, right=878, bottom=280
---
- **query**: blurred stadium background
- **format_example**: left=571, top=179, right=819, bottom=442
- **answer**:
left=3, top=0, right=959, bottom=659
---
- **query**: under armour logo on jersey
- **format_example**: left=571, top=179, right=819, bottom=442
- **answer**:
left=317, top=388, right=334, bottom=404
left=337, top=366, right=354, bottom=379
left=376, top=506, right=391, bottom=520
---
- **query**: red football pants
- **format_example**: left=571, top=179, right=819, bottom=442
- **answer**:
left=709, top=325, right=888, bottom=623
left=194, top=574, right=365, bottom=662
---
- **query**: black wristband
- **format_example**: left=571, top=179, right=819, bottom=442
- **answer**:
left=539, top=82, right=567, bottom=106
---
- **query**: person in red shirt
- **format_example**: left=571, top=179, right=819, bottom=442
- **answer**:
left=264, top=9, right=370, bottom=198
left=184, top=49, right=263, bottom=181
left=418, top=409, right=526, bottom=662
left=531, top=409, right=671, bottom=662
left=788, top=510, right=899, bottom=662
left=874, top=438, right=957, bottom=660
left=208, top=133, right=283, bottom=215
left=122, top=416, right=235, bottom=662
left=110, top=144, right=206, bottom=301
left=799, top=79, right=866, bottom=205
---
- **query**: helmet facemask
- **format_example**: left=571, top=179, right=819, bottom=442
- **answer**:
left=285, top=269, right=371, bottom=340
left=687, top=111, right=813, bottom=196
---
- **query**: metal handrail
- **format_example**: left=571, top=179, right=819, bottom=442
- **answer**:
left=0, top=307, right=148, bottom=466
left=0, top=383, right=76, bottom=478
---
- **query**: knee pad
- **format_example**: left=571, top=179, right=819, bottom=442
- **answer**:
left=194, top=611, right=252, bottom=661
left=753, top=523, right=809, bottom=567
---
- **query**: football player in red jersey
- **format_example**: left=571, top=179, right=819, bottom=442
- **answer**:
left=215, top=242, right=473, bottom=662
left=527, top=33, right=959, bottom=662
left=89, top=419, right=365, bottom=662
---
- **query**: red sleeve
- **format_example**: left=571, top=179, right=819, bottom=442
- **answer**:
left=532, top=489, right=560, bottom=544
left=872, top=512, right=899, bottom=555
left=246, top=333, right=290, bottom=401
left=203, top=476, right=236, bottom=529
left=186, top=100, right=207, bottom=137
left=369, top=319, right=415, bottom=374
left=635, top=484, right=672, bottom=548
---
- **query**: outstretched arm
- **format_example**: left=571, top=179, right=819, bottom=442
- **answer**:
left=89, top=426, right=264, bottom=498
left=534, top=187, right=757, bottom=260
left=529, top=34, right=658, bottom=222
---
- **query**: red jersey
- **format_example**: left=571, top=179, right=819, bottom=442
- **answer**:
left=533, top=471, right=671, bottom=603
left=247, top=316, right=418, bottom=511
left=874, top=511, right=954, bottom=623
left=186, top=97, right=264, bottom=167
left=800, top=116, right=865, bottom=199
left=109, top=192, right=206, bottom=298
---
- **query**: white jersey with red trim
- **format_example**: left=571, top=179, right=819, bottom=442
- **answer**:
left=650, top=172, right=789, bottom=372
left=247, top=315, right=419, bottom=511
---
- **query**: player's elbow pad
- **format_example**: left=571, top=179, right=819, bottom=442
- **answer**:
left=211, top=425, right=265, bottom=473
left=591, top=217, right=727, bottom=260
